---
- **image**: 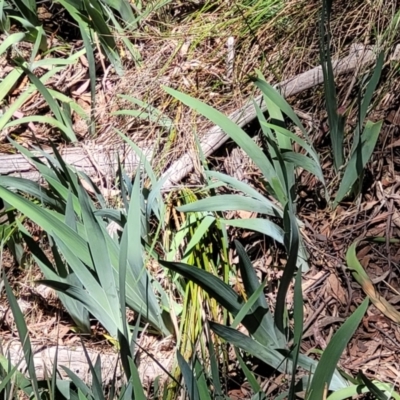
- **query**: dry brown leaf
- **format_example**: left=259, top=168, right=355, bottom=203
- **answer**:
left=326, top=273, right=347, bottom=305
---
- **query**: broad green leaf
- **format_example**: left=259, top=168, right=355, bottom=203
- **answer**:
left=61, top=366, right=93, bottom=397
left=160, top=260, right=282, bottom=342
left=0, top=66, right=65, bottom=131
left=210, top=322, right=347, bottom=391
left=206, top=324, right=222, bottom=397
left=231, top=279, right=267, bottom=329
left=35, top=258, right=90, bottom=333
left=254, top=84, right=294, bottom=199
left=220, top=218, right=284, bottom=244
left=357, top=371, right=388, bottom=400
left=39, top=278, right=119, bottom=337
left=15, top=64, right=77, bottom=142
left=0, top=32, right=26, bottom=56
left=10, top=0, right=39, bottom=25
left=328, top=382, right=400, bottom=400
left=1, top=169, right=165, bottom=333
left=280, top=151, right=325, bottom=183
left=164, top=87, right=284, bottom=202
left=306, top=299, right=368, bottom=400
left=0, top=176, right=64, bottom=211
left=177, top=194, right=282, bottom=218
left=0, top=68, right=24, bottom=103
left=83, top=348, right=105, bottom=400
left=289, top=266, right=303, bottom=399
left=31, top=58, right=76, bottom=69
left=204, top=170, right=278, bottom=205
left=126, top=173, right=163, bottom=329
left=82, top=0, right=123, bottom=75
left=5, top=115, right=76, bottom=142
left=235, top=240, right=285, bottom=347
left=194, top=358, right=212, bottom=400
left=0, top=186, right=91, bottom=265
left=253, top=77, right=308, bottom=138
left=160, top=260, right=243, bottom=315
left=104, top=8, right=142, bottom=63
left=210, top=321, right=286, bottom=371
left=261, top=122, right=321, bottom=165
left=78, top=185, right=119, bottom=320
left=101, top=0, right=136, bottom=23
left=116, top=129, right=157, bottom=185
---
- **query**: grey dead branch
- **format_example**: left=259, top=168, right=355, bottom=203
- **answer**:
left=0, top=43, right=385, bottom=386
left=0, top=44, right=376, bottom=192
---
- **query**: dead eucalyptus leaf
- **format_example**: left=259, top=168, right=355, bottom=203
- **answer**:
left=346, top=237, right=400, bottom=324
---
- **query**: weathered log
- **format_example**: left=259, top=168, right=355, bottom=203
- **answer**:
left=2, top=340, right=173, bottom=387
left=0, top=144, right=152, bottom=182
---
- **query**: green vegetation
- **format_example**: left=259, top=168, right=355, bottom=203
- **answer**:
left=0, top=0, right=400, bottom=399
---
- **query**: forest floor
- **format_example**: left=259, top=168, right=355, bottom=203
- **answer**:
left=1, top=0, right=400, bottom=396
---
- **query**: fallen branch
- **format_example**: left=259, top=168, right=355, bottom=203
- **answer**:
left=2, top=340, right=172, bottom=387
left=0, top=143, right=152, bottom=182
left=161, top=43, right=375, bottom=190
left=0, top=44, right=375, bottom=188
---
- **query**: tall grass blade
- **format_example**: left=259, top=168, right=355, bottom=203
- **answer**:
left=355, top=51, right=384, bottom=145
left=16, top=63, right=77, bottom=142
left=319, top=0, right=344, bottom=170
left=128, top=357, right=147, bottom=400
left=328, top=382, right=399, bottom=400
left=235, top=348, right=261, bottom=394
left=194, top=358, right=212, bottom=400
left=177, top=351, right=200, bottom=400
left=334, top=120, right=382, bottom=206
left=0, top=355, right=34, bottom=396
left=82, top=0, right=123, bottom=75
left=9, top=0, right=39, bottom=25
left=288, top=268, right=303, bottom=399
left=61, top=366, right=93, bottom=397
left=357, top=371, right=388, bottom=400
left=3, top=275, right=40, bottom=398
left=79, top=22, right=96, bottom=136
left=275, top=206, right=299, bottom=332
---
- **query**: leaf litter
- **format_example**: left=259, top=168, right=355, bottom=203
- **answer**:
left=1, top=0, right=400, bottom=396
